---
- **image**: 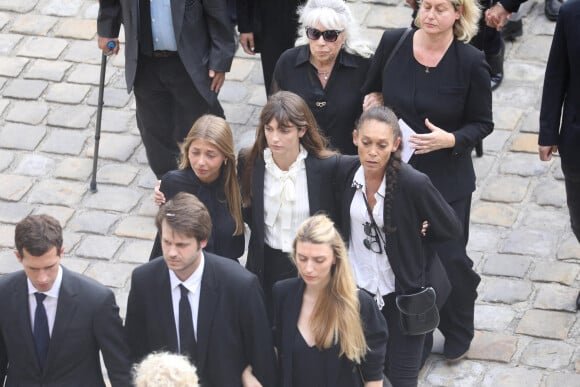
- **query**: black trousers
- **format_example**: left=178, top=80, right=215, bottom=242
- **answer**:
left=134, top=55, right=224, bottom=178
left=427, top=195, right=481, bottom=359
left=562, top=162, right=580, bottom=242
left=263, top=244, right=298, bottom=320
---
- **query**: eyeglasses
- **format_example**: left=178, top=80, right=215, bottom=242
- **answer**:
left=305, top=27, right=343, bottom=43
left=363, top=222, right=384, bottom=254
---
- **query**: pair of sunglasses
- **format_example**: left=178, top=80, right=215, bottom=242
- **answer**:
left=363, top=222, right=384, bottom=254
left=305, top=27, right=343, bottom=43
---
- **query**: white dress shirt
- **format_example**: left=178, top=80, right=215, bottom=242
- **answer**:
left=348, top=166, right=396, bottom=310
left=150, top=0, right=178, bottom=51
left=169, top=253, right=205, bottom=351
left=28, top=265, right=63, bottom=336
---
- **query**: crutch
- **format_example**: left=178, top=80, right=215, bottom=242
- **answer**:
left=90, top=41, right=116, bottom=193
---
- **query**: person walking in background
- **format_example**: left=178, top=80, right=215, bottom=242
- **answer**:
left=0, top=215, right=132, bottom=387
left=271, top=0, right=377, bottom=155
left=538, top=0, right=580, bottom=311
left=97, top=0, right=235, bottom=178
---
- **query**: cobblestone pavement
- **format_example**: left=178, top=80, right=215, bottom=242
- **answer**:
left=0, top=0, right=578, bottom=385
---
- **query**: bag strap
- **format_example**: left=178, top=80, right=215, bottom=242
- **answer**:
left=384, top=27, right=412, bottom=70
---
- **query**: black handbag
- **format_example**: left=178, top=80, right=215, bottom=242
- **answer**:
left=395, top=286, right=439, bottom=336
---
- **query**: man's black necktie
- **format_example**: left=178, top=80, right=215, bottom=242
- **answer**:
left=33, top=292, right=50, bottom=370
left=179, top=284, right=197, bottom=364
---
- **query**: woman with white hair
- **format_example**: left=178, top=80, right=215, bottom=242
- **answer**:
left=271, top=0, right=380, bottom=155
left=133, top=352, right=198, bottom=387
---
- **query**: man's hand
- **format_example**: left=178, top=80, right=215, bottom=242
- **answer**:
left=409, top=118, right=455, bottom=154
left=241, top=365, right=262, bottom=387
left=239, top=32, right=255, bottom=55
left=209, top=70, right=226, bottom=94
left=538, top=145, right=558, bottom=161
left=97, top=36, right=120, bottom=55
left=485, top=3, right=511, bottom=30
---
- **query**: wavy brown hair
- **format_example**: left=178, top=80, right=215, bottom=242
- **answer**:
left=240, top=91, right=334, bottom=206
left=180, top=115, right=243, bottom=235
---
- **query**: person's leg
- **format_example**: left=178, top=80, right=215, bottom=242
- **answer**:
left=561, top=162, right=580, bottom=243
left=382, top=293, right=425, bottom=387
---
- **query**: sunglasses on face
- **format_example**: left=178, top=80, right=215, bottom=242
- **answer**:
left=305, top=27, right=343, bottom=43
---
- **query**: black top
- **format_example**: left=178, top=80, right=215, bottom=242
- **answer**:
left=363, top=28, right=493, bottom=202
left=292, top=331, right=327, bottom=387
left=272, top=45, right=371, bottom=155
left=149, top=168, right=244, bottom=260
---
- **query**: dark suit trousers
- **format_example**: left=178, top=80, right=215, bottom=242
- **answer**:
left=430, top=195, right=481, bottom=358
left=134, top=55, right=224, bottom=178
left=562, top=162, right=580, bottom=242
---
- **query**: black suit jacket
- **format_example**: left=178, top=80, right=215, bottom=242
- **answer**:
left=0, top=267, right=131, bottom=387
left=335, top=157, right=463, bottom=307
left=363, top=28, right=493, bottom=202
left=124, top=253, right=277, bottom=387
left=539, top=0, right=580, bottom=167
left=272, top=278, right=388, bottom=387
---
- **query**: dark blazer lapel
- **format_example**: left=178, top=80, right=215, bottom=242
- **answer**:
left=156, top=262, right=179, bottom=352
left=305, top=155, right=322, bottom=215
left=12, top=274, right=40, bottom=374
left=252, top=158, right=266, bottom=245
left=342, top=182, right=357, bottom=242
left=170, top=0, right=184, bottom=43
left=281, top=280, right=304, bottom=387
left=196, top=254, right=219, bottom=374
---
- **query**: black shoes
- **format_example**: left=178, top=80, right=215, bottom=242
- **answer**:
left=502, top=19, right=523, bottom=42
left=545, top=0, right=562, bottom=21
left=487, top=40, right=505, bottom=91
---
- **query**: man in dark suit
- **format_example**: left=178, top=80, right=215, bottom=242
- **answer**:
left=0, top=215, right=132, bottom=387
left=97, top=0, right=235, bottom=178
left=125, top=192, right=276, bottom=386
left=538, top=0, right=580, bottom=310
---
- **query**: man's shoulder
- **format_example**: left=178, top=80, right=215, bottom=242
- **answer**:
left=132, top=257, right=167, bottom=279
left=0, top=270, right=25, bottom=289
left=204, top=253, right=256, bottom=285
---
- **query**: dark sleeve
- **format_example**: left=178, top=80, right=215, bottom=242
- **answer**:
left=236, top=0, right=254, bottom=33
left=0, top=327, right=6, bottom=385
left=539, top=7, right=569, bottom=146
left=159, top=171, right=182, bottom=201
left=203, top=0, right=236, bottom=72
left=498, top=0, right=527, bottom=13
left=97, top=0, right=122, bottom=38
left=94, top=290, right=133, bottom=387
left=361, top=29, right=405, bottom=95
left=358, top=291, right=388, bottom=382
left=124, top=271, right=149, bottom=364
left=451, top=48, right=494, bottom=155
left=240, top=276, right=277, bottom=386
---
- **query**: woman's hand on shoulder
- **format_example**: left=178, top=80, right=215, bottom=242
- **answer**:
left=241, top=365, right=262, bottom=387
left=362, top=92, right=384, bottom=111
left=153, top=180, right=166, bottom=206
left=409, top=118, right=456, bottom=154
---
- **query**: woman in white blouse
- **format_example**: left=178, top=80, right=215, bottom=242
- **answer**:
left=239, top=91, right=339, bottom=318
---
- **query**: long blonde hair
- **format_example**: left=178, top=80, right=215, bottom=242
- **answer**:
left=179, top=115, right=244, bottom=235
left=291, top=214, right=367, bottom=363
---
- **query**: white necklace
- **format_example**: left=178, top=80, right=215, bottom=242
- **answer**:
left=317, top=71, right=330, bottom=80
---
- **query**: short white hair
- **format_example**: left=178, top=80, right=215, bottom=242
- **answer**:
left=133, top=352, right=199, bottom=387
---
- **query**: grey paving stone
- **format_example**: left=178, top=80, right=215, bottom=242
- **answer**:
left=60, top=257, right=90, bottom=274
left=68, top=63, right=116, bottom=85
left=471, top=202, right=518, bottom=227
left=47, top=105, right=94, bottom=129
left=83, top=185, right=142, bottom=212
left=14, top=154, right=56, bottom=177
left=557, top=236, right=580, bottom=261
left=100, top=109, right=133, bottom=133
left=0, top=0, right=38, bottom=13
left=424, top=359, right=485, bottom=387
left=40, top=129, right=88, bottom=155
left=0, top=224, right=15, bottom=247
left=31, top=205, right=75, bottom=227
left=68, top=211, right=118, bottom=234
left=248, top=61, right=264, bottom=85
left=53, top=18, right=97, bottom=40
left=0, top=99, right=8, bottom=116
left=544, top=373, right=580, bottom=387
left=501, top=229, right=558, bottom=257
left=219, top=81, right=248, bottom=103
left=10, top=14, right=58, bottom=35
left=86, top=133, right=140, bottom=162
left=480, top=366, right=543, bottom=387
left=17, top=36, right=68, bottom=59
left=0, top=250, right=22, bottom=274
left=118, top=240, right=154, bottom=264
left=97, top=163, right=138, bottom=186
left=0, top=123, right=46, bottom=150
left=247, top=85, right=267, bottom=107
left=493, top=106, right=525, bottom=131
left=516, top=309, right=575, bottom=340
left=494, top=84, right=540, bottom=110
left=0, top=12, right=8, bottom=29
left=533, top=283, right=579, bottom=312
left=222, top=102, right=255, bottom=125
left=365, top=4, right=413, bottom=29
left=467, top=330, right=517, bottom=363
left=480, top=129, right=511, bottom=153
left=85, top=261, right=134, bottom=288
left=0, top=34, right=24, bottom=56
left=136, top=196, right=158, bottom=217
left=87, top=87, right=132, bottom=108
left=53, top=157, right=93, bottom=180
left=114, top=216, right=156, bottom=240
left=514, top=35, right=553, bottom=62
left=24, top=59, right=72, bottom=81
left=75, top=235, right=123, bottom=260
left=480, top=277, right=532, bottom=304
left=0, top=202, right=33, bottom=223
left=511, top=133, right=541, bottom=153
left=467, top=225, right=502, bottom=253
left=472, top=154, right=495, bottom=180
left=40, top=0, right=83, bottom=17
left=0, top=149, right=15, bottom=172
left=531, top=262, right=580, bottom=286
left=480, top=175, right=530, bottom=203
left=0, top=53, right=28, bottom=77
left=532, top=179, right=567, bottom=207
left=45, top=83, right=91, bottom=104
left=519, top=207, right=569, bottom=231
left=137, top=169, right=158, bottom=189
left=0, top=174, right=34, bottom=201
left=519, top=109, right=540, bottom=134
left=63, top=40, right=101, bottom=64
left=482, top=254, right=531, bottom=278
left=504, top=61, right=546, bottom=83
left=498, top=153, right=551, bottom=177
left=474, top=304, right=516, bottom=331
left=228, top=58, right=254, bottom=81
left=520, top=340, right=574, bottom=370
left=551, top=161, right=564, bottom=180
left=62, top=231, right=82, bottom=251
left=3, top=79, right=48, bottom=100
left=27, top=179, right=86, bottom=206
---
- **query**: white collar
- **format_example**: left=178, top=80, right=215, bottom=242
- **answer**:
left=352, top=165, right=386, bottom=199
